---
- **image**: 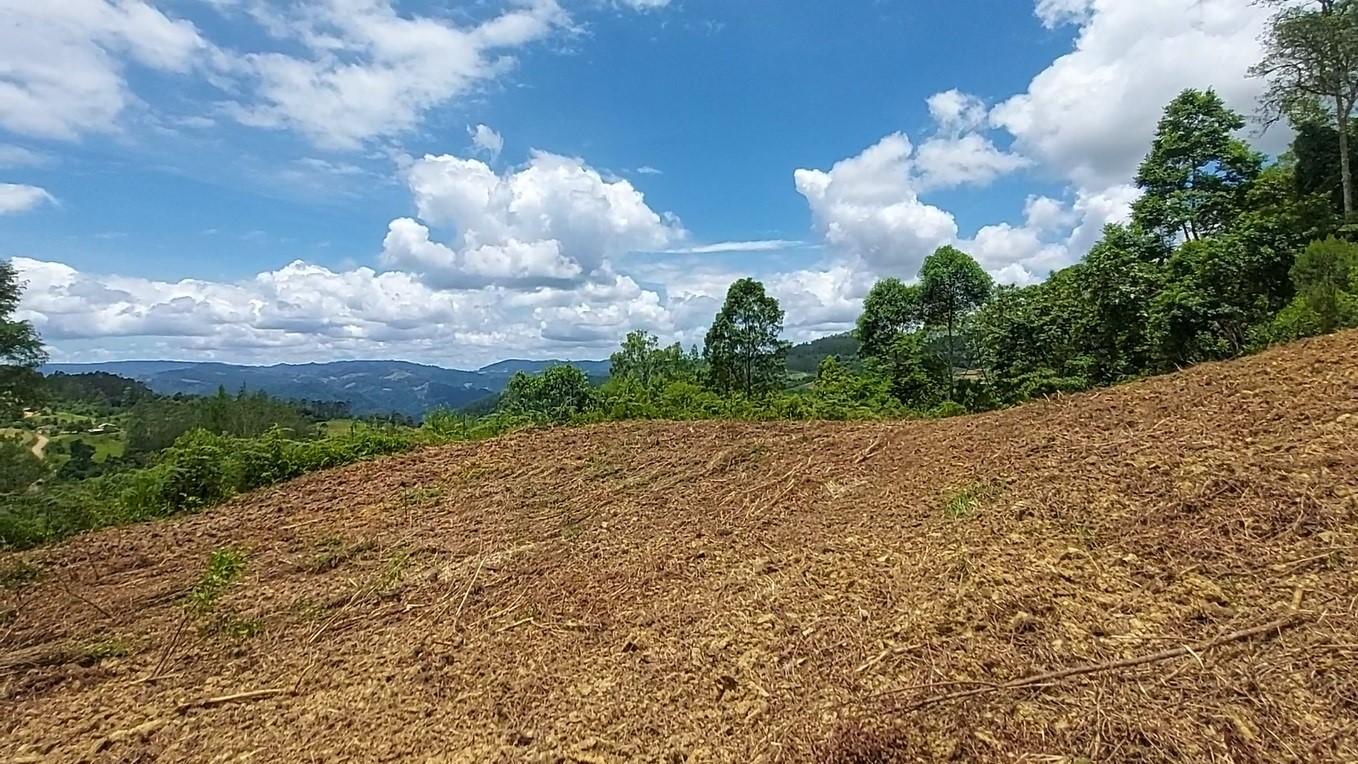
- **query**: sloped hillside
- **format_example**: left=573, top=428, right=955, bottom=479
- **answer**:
left=4, top=333, right=1358, bottom=762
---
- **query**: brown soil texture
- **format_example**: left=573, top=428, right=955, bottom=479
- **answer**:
left=4, top=332, right=1358, bottom=763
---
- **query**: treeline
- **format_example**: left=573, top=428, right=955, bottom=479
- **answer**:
left=485, top=89, right=1358, bottom=425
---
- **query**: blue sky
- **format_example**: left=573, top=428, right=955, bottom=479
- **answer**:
left=1, top=0, right=1281, bottom=367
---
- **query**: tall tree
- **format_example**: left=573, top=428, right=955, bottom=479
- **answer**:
left=1292, top=119, right=1358, bottom=214
left=918, top=246, right=992, bottom=397
left=703, top=278, right=788, bottom=397
left=1252, top=0, right=1358, bottom=218
left=0, top=260, right=46, bottom=422
left=1132, top=89, right=1264, bottom=243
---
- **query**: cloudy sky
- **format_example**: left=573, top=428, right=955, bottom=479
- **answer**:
left=1, top=0, right=1283, bottom=368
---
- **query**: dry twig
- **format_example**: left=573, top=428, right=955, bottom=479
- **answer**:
left=177, top=688, right=290, bottom=713
left=896, top=615, right=1304, bottom=712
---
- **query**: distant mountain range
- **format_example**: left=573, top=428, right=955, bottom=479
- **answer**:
left=42, top=359, right=611, bottom=418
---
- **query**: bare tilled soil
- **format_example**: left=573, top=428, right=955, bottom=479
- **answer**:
left=3, top=332, right=1358, bottom=762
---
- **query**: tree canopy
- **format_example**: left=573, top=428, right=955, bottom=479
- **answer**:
left=704, top=278, right=789, bottom=397
left=0, top=260, right=46, bottom=421
left=1253, top=0, right=1358, bottom=217
left=919, top=246, right=992, bottom=395
left=1131, top=89, right=1264, bottom=242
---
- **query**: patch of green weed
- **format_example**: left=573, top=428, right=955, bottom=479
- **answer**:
left=187, top=547, right=247, bottom=616
left=220, top=616, right=264, bottom=639
left=943, top=482, right=1002, bottom=519
left=80, top=637, right=133, bottom=663
left=379, top=549, right=411, bottom=590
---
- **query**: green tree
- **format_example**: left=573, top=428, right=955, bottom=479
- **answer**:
left=608, top=331, right=699, bottom=390
left=856, top=278, right=921, bottom=359
left=918, top=246, right=992, bottom=397
left=0, top=260, right=46, bottom=421
left=1148, top=237, right=1280, bottom=365
left=1252, top=0, right=1358, bottom=218
left=57, top=439, right=97, bottom=480
left=1292, top=236, right=1358, bottom=332
left=501, top=365, right=596, bottom=423
left=1292, top=119, right=1358, bottom=215
left=610, top=330, right=662, bottom=388
left=703, top=278, right=789, bottom=397
left=1078, top=224, right=1165, bottom=380
left=974, top=270, right=1097, bottom=402
left=869, top=331, right=950, bottom=409
left=0, top=436, right=46, bottom=494
left=1132, top=89, right=1264, bottom=243
left=126, top=398, right=199, bottom=454
left=809, top=356, right=896, bottom=419
left=44, top=372, right=153, bottom=410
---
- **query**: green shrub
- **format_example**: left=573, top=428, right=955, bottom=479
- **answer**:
left=422, top=407, right=465, bottom=440
left=1, top=422, right=435, bottom=551
left=188, top=547, right=248, bottom=616
left=159, top=430, right=235, bottom=512
left=233, top=428, right=304, bottom=490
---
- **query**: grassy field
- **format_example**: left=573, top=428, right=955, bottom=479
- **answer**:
left=3, top=416, right=127, bottom=463
left=51, top=433, right=126, bottom=462
left=317, top=419, right=362, bottom=435
left=0, top=427, right=36, bottom=446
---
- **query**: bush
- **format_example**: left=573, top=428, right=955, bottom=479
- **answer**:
left=159, top=430, right=235, bottom=512
left=422, top=407, right=465, bottom=440
left=233, top=428, right=304, bottom=490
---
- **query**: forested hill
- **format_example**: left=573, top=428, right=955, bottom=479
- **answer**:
left=41, top=342, right=859, bottom=418
left=40, top=359, right=611, bottom=418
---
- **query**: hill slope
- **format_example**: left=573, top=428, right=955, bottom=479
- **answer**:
left=42, top=358, right=610, bottom=417
left=5, top=333, right=1358, bottom=761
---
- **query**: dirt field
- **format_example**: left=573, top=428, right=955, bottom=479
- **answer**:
left=3, top=332, right=1357, bottom=762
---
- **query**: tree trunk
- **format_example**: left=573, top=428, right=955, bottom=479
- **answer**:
left=744, top=343, right=753, bottom=399
left=1338, top=105, right=1354, bottom=220
left=947, top=314, right=956, bottom=400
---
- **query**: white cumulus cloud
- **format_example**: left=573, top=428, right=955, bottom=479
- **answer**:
left=914, top=133, right=1031, bottom=191
left=991, top=0, right=1275, bottom=190
left=12, top=255, right=697, bottom=366
left=794, top=133, right=959, bottom=277
left=926, top=89, right=989, bottom=135
left=386, top=150, right=683, bottom=288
